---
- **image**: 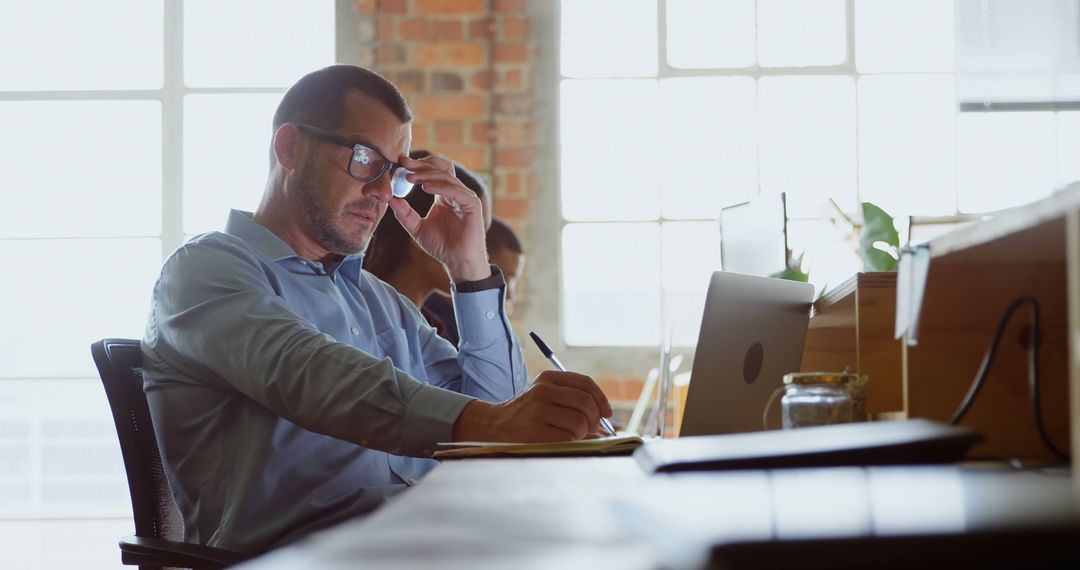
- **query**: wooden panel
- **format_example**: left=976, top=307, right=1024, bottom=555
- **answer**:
left=906, top=263, right=1070, bottom=461
left=1067, top=210, right=1080, bottom=484
left=802, top=273, right=903, bottom=416
left=856, top=274, right=903, bottom=414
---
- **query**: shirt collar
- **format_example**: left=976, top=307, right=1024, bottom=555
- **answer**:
left=224, top=209, right=366, bottom=281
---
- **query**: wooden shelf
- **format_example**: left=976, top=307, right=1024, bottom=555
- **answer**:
left=803, top=272, right=902, bottom=416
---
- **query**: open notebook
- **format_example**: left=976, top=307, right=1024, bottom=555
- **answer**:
left=434, top=434, right=644, bottom=459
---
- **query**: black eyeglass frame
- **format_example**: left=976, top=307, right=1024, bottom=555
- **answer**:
left=295, top=123, right=414, bottom=197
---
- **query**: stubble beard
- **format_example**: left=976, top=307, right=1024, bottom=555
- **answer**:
left=295, top=166, right=379, bottom=257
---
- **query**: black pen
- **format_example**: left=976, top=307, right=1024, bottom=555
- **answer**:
left=528, top=331, right=618, bottom=437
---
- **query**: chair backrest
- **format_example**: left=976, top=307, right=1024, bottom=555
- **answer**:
left=92, top=338, right=184, bottom=542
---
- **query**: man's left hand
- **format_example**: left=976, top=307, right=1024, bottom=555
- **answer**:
left=388, top=154, right=490, bottom=283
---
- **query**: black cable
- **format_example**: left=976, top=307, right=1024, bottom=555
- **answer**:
left=948, top=297, right=1070, bottom=462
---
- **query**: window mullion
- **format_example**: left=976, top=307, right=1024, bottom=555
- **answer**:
left=161, top=0, right=184, bottom=259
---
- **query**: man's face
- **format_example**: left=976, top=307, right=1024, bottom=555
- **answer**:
left=292, top=91, right=411, bottom=257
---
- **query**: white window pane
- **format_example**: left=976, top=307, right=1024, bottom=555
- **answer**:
left=0, top=0, right=162, bottom=90
left=957, top=112, right=1056, bottom=213
left=666, top=0, right=755, bottom=69
left=185, top=0, right=335, bottom=87
left=0, top=239, right=160, bottom=378
left=855, top=0, right=954, bottom=73
left=562, top=223, right=660, bottom=346
left=184, top=94, right=283, bottom=234
left=1056, top=112, right=1080, bottom=188
left=758, top=0, right=846, bottom=67
left=662, top=222, right=722, bottom=347
left=561, top=80, right=660, bottom=221
left=561, top=0, right=658, bottom=78
left=0, top=379, right=130, bottom=518
left=786, top=220, right=862, bottom=298
left=661, top=77, right=757, bottom=219
left=759, top=76, right=857, bottom=217
left=0, top=101, right=161, bottom=238
left=858, top=75, right=957, bottom=217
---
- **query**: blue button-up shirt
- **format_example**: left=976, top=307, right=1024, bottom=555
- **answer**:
left=141, top=210, right=525, bottom=553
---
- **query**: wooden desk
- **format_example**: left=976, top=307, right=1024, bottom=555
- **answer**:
left=236, top=458, right=1078, bottom=570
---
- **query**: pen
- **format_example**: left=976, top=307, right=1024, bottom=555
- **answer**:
left=528, top=331, right=618, bottom=437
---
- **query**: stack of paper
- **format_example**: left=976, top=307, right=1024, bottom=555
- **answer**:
left=434, top=435, right=644, bottom=459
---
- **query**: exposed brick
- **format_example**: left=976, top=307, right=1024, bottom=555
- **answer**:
left=494, top=42, right=528, bottom=63
left=411, top=124, right=431, bottom=147
left=382, top=0, right=408, bottom=13
left=375, top=44, right=406, bottom=64
left=416, top=0, right=485, bottom=14
left=355, top=0, right=378, bottom=14
left=431, top=71, right=464, bottom=92
left=392, top=70, right=426, bottom=93
left=496, top=148, right=533, bottom=168
left=496, top=120, right=530, bottom=146
left=416, top=95, right=487, bottom=119
left=432, top=20, right=463, bottom=40
left=501, top=17, right=529, bottom=40
left=494, top=94, right=533, bottom=115
left=434, top=121, right=464, bottom=144
left=470, top=122, right=495, bottom=144
left=504, top=68, right=524, bottom=90
left=468, top=17, right=496, bottom=39
left=493, top=0, right=525, bottom=13
left=438, top=145, right=489, bottom=171
left=377, top=17, right=396, bottom=40
left=399, top=18, right=428, bottom=40
left=494, top=198, right=529, bottom=220
left=496, top=171, right=521, bottom=197
left=471, top=70, right=496, bottom=90
left=414, top=42, right=486, bottom=67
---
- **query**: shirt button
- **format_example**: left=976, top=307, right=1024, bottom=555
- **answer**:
left=351, top=327, right=360, bottom=335
left=485, top=311, right=495, bottom=320
left=407, top=478, right=419, bottom=486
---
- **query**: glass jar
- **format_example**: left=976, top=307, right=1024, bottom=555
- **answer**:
left=781, top=372, right=855, bottom=429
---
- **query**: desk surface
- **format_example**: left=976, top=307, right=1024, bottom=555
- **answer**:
left=237, top=458, right=1078, bottom=570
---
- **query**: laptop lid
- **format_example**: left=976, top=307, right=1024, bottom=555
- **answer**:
left=679, top=271, right=814, bottom=437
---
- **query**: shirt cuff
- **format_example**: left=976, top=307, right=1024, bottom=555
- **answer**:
left=451, top=287, right=506, bottom=343
left=402, top=383, right=474, bottom=457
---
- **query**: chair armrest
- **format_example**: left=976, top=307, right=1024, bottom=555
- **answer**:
left=120, top=535, right=250, bottom=569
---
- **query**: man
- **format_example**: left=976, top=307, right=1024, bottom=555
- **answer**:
left=141, top=65, right=611, bottom=554
left=484, top=218, right=526, bottom=316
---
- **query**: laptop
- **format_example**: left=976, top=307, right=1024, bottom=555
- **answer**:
left=678, top=271, right=815, bottom=437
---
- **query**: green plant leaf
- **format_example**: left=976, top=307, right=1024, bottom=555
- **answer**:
left=770, top=251, right=810, bottom=282
left=860, top=202, right=899, bottom=272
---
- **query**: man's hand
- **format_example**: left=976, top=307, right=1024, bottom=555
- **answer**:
left=452, top=370, right=614, bottom=442
left=387, top=154, right=490, bottom=283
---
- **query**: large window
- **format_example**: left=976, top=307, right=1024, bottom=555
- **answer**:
left=559, top=0, right=1080, bottom=347
left=0, top=0, right=334, bottom=519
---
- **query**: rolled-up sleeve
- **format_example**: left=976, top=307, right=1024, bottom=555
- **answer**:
left=146, top=241, right=473, bottom=457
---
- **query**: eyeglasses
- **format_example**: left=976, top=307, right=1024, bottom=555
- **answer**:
left=295, top=123, right=414, bottom=198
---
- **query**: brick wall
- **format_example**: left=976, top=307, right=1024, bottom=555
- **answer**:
left=346, top=0, right=655, bottom=427
left=352, top=0, right=536, bottom=246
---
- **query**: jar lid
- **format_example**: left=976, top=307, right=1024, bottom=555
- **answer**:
left=783, top=372, right=857, bottom=385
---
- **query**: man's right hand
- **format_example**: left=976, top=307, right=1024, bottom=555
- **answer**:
left=452, top=370, right=614, bottom=442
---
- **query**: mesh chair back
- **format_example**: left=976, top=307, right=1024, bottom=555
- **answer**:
left=92, top=338, right=184, bottom=542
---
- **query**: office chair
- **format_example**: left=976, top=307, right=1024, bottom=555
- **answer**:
left=92, top=338, right=249, bottom=570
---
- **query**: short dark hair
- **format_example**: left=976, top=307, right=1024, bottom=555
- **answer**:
left=364, top=151, right=490, bottom=280
left=273, top=65, right=412, bottom=133
left=487, top=218, right=523, bottom=255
